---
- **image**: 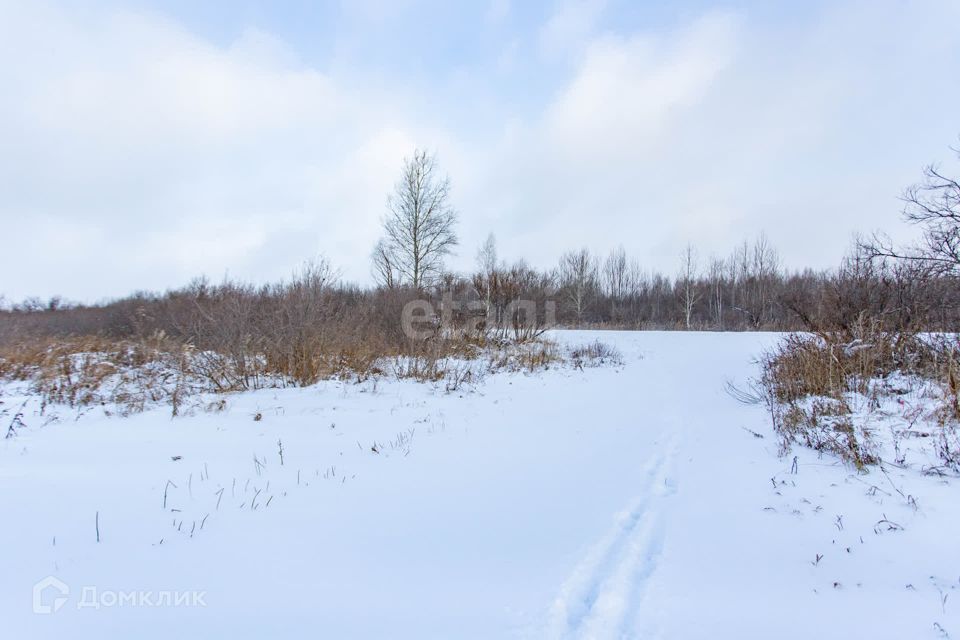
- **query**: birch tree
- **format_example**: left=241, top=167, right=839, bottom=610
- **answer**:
left=679, top=244, right=700, bottom=329
left=373, top=149, right=458, bottom=289
left=558, top=248, right=598, bottom=325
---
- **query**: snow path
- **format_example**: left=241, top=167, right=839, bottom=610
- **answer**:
left=2, top=331, right=959, bottom=639
left=548, top=436, right=677, bottom=640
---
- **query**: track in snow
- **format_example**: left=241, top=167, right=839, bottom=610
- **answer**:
left=546, top=439, right=678, bottom=640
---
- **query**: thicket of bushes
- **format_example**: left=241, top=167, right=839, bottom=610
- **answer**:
left=7, top=237, right=960, bottom=345
left=758, top=321, right=960, bottom=470
left=3, top=239, right=958, bottom=429
left=756, top=150, right=960, bottom=469
left=0, top=259, right=622, bottom=417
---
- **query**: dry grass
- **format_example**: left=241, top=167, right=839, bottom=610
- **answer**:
left=0, top=333, right=201, bottom=416
left=760, top=318, right=960, bottom=468
left=569, top=340, right=624, bottom=368
left=0, top=331, right=586, bottom=418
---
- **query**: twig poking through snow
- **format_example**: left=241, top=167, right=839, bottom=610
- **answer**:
left=5, top=400, right=27, bottom=439
left=163, top=480, right=177, bottom=509
left=874, top=515, right=904, bottom=534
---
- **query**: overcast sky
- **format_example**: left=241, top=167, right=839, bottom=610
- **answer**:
left=1, top=0, right=959, bottom=302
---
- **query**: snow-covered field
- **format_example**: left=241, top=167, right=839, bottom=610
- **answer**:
left=2, top=331, right=958, bottom=639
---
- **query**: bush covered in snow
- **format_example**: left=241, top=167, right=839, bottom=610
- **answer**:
left=760, top=320, right=960, bottom=471
left=0, top=331, right=620, bottom=419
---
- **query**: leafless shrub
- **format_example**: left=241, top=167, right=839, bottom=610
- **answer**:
left=759, top=319, right=960, bottom=468
left=568, top=340, right=624, bottom=368
left=392, top=338, right=561, bottom=386
left=486, top=339, right=561, bottom=373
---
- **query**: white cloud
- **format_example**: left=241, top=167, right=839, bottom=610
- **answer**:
left=450, top=1, right=960, bottom=277
left=537, top=0, right=608, bottom=61
left=0, top=2, right=443, bottom=299
left=544, top=12, right=738, bottom=160
left=1, top=0, right=959, bottom=301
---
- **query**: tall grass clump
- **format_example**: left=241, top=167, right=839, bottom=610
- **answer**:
left=759, top=317, right=960, bottom=469
left=0, top=260, right=577, bottom=417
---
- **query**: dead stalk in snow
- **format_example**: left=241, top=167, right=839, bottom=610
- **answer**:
left=163, top=480, right=177, bottom=509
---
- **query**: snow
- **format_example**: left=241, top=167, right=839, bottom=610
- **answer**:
left=1, top=330, right=958, bottom=639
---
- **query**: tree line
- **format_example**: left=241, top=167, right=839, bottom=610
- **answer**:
left=363, top=145, right=960, bottom=332
left=3, top=143, right=960, bottom=345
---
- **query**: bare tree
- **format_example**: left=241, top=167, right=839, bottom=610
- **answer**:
left=371, top=239, right=398, bottom=289
left=724, top=234, right=780, bottom=328
left=603, top=246, right=629, bottom=300
left=752, top=232, right=780, bottom=325
left=627, top=258, right=643, bottom=290
left=474, top=233, right=499, bottom=323
left=602, top=246, right=629, bottom=322
left=476, top=233, right=497, bottom=274
left=707, top=255, right=725, bottom=330
left=558, top=248, right=598, bottom=326
left=679, top=244, right=700, bottom=329
left=373, top=149, right=458, bottom=289
left=864, top=145, right=960, bottom=276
